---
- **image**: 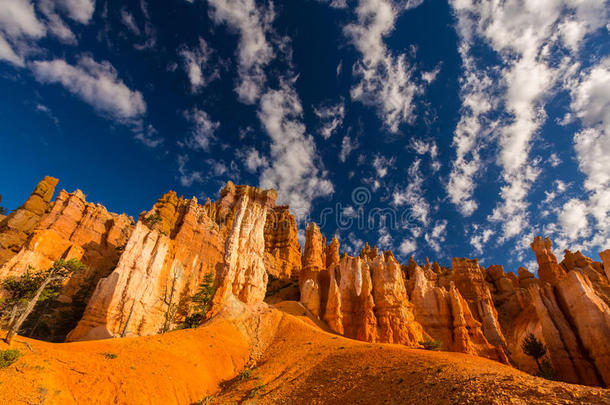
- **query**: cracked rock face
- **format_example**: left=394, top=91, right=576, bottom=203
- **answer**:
left=68, top=182, right=282, bottom=341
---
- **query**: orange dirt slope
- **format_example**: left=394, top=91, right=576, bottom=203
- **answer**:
left=1, top=301, right=609, bottom=405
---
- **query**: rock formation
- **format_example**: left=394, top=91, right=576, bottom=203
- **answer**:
left=0, top=184, right=134, bottom=340
left=68, top=182, right=292, bottom=340
left=1, top=177, right=610, bottom=388
left=0, top=176, right=58, bottom=265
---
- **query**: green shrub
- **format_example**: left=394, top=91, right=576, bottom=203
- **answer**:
left=0, top=349, right=22, bottom=368
left=419, top=337, right=442, bottom=351
left=247, top=383, right=265, bottom=398
left=178, top=273, right=215, bottom=329
left=239, top=368, right=252, bottom=380
left=102, top=352, right=118, bottom=360
left=142, top=211, right=162, bottom=228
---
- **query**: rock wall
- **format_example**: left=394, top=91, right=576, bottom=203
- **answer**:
left=68, top=182, right=285, bottom=340
left=0, top=182, right=134, bottom=340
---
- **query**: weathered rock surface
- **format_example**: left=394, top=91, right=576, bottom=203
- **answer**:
left=264, top=205, right=301, bottom=279
left=68, top=182, right=285, bottom=340
left=300, top=231, right=425, bottom=347
left=0, top=176, right=58, bottom=265
left=0, top=185, right=134, bottom=340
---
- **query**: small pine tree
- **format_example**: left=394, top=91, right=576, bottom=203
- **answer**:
left=522, top=333, right=556, bottom=380
left=0, top=195, right=6, bottom=216
left=181, top=273, right=215, bottom=329
left=521, top=333, right=547, bottom=368
left=2, top=258, right=86, bottom=343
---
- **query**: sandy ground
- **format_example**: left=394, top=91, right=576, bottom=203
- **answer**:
left=1, top=301, right=608, bottom=405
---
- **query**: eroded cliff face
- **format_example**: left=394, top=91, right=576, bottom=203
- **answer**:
left=0, top=185, right=134, bottom=340
left=67, top=182, right=293, bottom=341
left=2, top=177, right=610, bottom=387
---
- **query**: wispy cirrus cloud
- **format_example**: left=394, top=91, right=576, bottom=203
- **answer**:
left=344, top=0, right=425, bottom=133
left=207, top=0, right=275, bottom=104
left=179, top=37, right=220, bottom=92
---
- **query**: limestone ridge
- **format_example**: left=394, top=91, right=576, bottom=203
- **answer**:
left=1, top=177, right=610, bottom=387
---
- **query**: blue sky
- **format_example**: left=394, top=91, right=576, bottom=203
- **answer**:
left=0, top=0, right=609, bottom=272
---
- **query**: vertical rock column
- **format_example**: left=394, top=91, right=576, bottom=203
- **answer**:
left=208, top=186, right=277, bottom=315
left=298, top=223, right=326, bottom=318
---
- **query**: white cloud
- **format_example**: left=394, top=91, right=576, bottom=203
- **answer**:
left=177, top=155, right=203, bottom=187
left=0, top=0, right=46, bottom=39
left=470, top=228, right=494, bottom=255
left=209, top=0, right=332, bottom=218
left=560, top=198, right=590, bottom=240
left=31, top=56, right=146, bottom=123
left=182, top=108, right=220, bottom=151
left=342, top=205, right=357, bottom=218
left=243, top=148, right=269, bottom=173
left=398, top=238, right=417, bottom=257
left=179, top=37, right=219, bottom=92
left=121, top=9, right=141, bottom=36
left=339, top=135, right=358, bottom=162
left=410, top=138, right=441, bottom=172
left=344, top=231, right=364, bottom=254
left=208, top=0, right=274, bottom=104
left=38, top=0, right=77, bottom=44
left=377, top=225, right=393, bottom=251
left=313, top=100, right=345, bottom=139
left=555, top=57, right=610, bottom=247
left=425, top=219, right=447, bottom=253
left=0, top=33, right=23, bottom=66
left=372, top=154, right=395, bottom=178
left=448, top=0, right=608, bottom=244
left=134, top=124, right=162, bottom=148
left=548, top=153, right=561, bottom=167
left=392, top=158, right=429, bottom=225
left=55, top=0, right=96, bottom=24
left=317, top=0, right=348, bottom=8
left=258, top=79, right=334, bottom=218
left=344, top=0, right=424, bottom=132
left=132, top=0, right=157, bottom=51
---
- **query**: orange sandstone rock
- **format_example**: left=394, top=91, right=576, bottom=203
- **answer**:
left=530, top=236, right=566, bottom=285
left=0, top=176, right=58, bottom=264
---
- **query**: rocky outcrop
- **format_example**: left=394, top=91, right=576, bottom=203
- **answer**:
left=68, top=183, right=279, bottom=340
left=209, top=185, right=276, bottom=314
left=0, top=176, right=58, bottom=265
left=68, top=189, right=231, bottom=340
left=299, top=231, right=426, bottom=347
left=3, top=178, right=610, bottom=388
left=451, top=258, right=508, bottom=350
left=531, top=236, right=566, bottom=285
left=264, top=205, right=301, bottom=279
left=408, top=264, right=507, bottom=362
left=601, top=249, right=610, bottom=283
left=0, top=189, right=133, bottom=290
left=0, top=185, right=134, bottom=340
